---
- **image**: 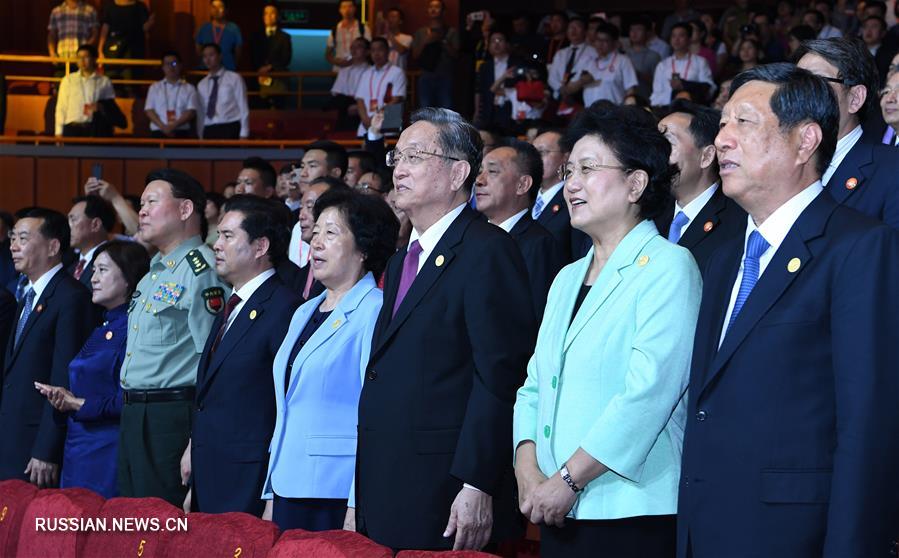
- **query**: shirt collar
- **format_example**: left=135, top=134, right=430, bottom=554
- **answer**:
left=27, top=263, right=64, bottom=300
left=675, top=182, right=718, bottom=222
left=744, top=180, right=823, bottom=255
left=409, top=203, right=467, bottom=253
left=494, top=208, right=529, bottom=233
left=79, top=240, right=107, bottom=265
left=537, top=181, right=565, bottom=206
left=824, top=124, right=863, bottom=184
left=232, top=268, right=276, bottom=300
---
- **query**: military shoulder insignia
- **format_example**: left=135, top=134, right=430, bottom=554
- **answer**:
left=202, top=287, right=225, bottom=314
left=187, top=249, right=211, bottom=276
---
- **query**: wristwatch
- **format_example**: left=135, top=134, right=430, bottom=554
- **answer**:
left=560, top=462, right=583, bottom=493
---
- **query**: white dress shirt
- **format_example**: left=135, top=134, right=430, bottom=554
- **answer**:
left=331, top=62, right=370, bottom=97
left=718, top=181, right=823, bottom=348
left=387, top=32, right=413, bottom=69
left=582, top=51, right=639, bottom=106
left=493, top=209, right=528, bottom=233
left=650, top=53, right=716, bottom=107
left=326, top=21, right=372, bottom=71
left=548, top=43, right=598, bottom=97
left=408, top=203, right=466, bottom=273
left=822, top=124, right=863, bottom=186
left=288, top=222, right=310, bottom=267
left=817, top=24, right=843, bottom=39
left=671, top=182, right=719, bottom=239
left=224, top=268, right=277, bottom=334
left=354, top=63, right=407, bottom=136
left=533, top=181, right=565, bottom=219
left=197, top=68, right=250, bottom=138
left=144, top=79, right=201, bottom=132
left=22, top=264, right=64, bottom=318
left=54, top=71, right=115, bottom=135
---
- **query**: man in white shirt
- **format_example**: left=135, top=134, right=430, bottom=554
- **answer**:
left=678, top=61, right=899, bottom=558
left=326, top=0, right=371, bottom=71
left=67, top=195, right=114, bottom=289
left=657, top=101, right=746, bottom=272
left=331, top=37, right=371, bottom=131
left=384, top=7, right=412, bottom=69
left=547, top=17, right=597, bottom=113
left=355, top=37, right=406, bottom=138
left=55, top=44, right=115, bottom=137
left=473, top=140, right=564, bottom=318
left=145, top=51, right=200, bottom=138
left=579, top=23, right=639, bottom=107
left=797, top=37, right=899, bottom=228
left=197, top=42, right=249, bottom=139
left=651, top=23, right=715, bottom=107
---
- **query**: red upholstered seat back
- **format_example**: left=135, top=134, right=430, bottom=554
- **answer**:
left=0, top=480, right=38, bottom=556
left=16, top=487, right=105, bottom=558
left=82, top=497, right=184, bottom=558
left=165, top=512, right=279, bottom=558
left=395, top=551, right=499, bottom=557
left=266, top=529, right=394, bottom=558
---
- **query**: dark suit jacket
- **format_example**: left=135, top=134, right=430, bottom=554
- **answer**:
left=826, top=139, right=899, bottom=229
left=508, top=213, right=565, bottom=320
left=355, top=205, right=537, bottom=550
left=533, top=186, right=592, bottom=262
left=0, top=289, right=15, bottom=372
left=474, top=55, right=523, bottom=131
left=654, top=186, right=747, bottom=275
left=250, top=29, right=292, bottom=71
left=677, top=192, right=899, bottom=558
left=0, top=270, right=96, bottom=479
left=191, top=274, right=301, bottom=515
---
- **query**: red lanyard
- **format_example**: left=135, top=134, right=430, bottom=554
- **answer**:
left=212, top=23, right=225, bottom=45
left=671, top=54, right=692, bottom=76
left=369, top=66, right=390, bottom=104
left=338, top=22, right=356, bottom=56
left=595, top=52, right=617, bottom=73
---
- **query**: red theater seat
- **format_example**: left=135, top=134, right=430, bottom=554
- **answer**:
left=165, top=512, right=279, bottom=558
left=16, top=487, right=105, bottom=558
left=395, top=551, right=499, bottom=558
left=0, top=480, right=38, bottom=556
left=82, top=497, right=184, bottom=558
left=266, top=529, right=393, bottom=558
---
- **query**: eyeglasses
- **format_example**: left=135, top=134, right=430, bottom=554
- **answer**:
left=355, top=182, right=384, bottom=193
left=558, top=161, right=628, bottom=181
left=386, top=148, right=462, bottom=167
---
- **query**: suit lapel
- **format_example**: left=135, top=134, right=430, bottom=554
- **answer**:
left=701, top=193, right=832, bottom=394
left=509, top=213, right=532, bottom=240
left=537, top=188, right=567, bottom=227
left=679, top=187, right=726, bottom=249
left=827, top=140, right=873, bottom=205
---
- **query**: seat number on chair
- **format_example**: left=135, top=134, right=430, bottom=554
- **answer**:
left=137, top=539, right=146, bottom=556
left=234, top=547, right=243, bottom=558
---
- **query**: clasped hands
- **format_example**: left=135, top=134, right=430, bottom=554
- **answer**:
left=516, top=463, right=577, bottom=527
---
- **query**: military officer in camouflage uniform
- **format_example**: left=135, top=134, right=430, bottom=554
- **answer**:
left=117, top=168, right=226, bottom=506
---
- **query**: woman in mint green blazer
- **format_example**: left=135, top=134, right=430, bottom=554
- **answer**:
left=513, top=104, right=702, bottom=557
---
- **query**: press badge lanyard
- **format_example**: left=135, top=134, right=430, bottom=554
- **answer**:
left=162, top=82, right=183, bottom=120
left=595, top=52, right=618, bottom=73
left=671, top=54, right=692, bottom=77
left=369, top=66, right=390, bottom=109
left=79, top=75, right=97, bottom=115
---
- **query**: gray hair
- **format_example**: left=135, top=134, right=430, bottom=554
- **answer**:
left=409, top=107, right=483, bottom=192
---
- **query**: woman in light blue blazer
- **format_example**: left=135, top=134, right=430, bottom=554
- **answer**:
left=513, top=104, right=702, bottom=557
left=262, top=189, right=399, bottom=532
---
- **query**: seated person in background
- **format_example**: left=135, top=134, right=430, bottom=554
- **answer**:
left=579, top=23, right=639, bottom=107
left=36, top=241, right=150, bottom=498
left=354, top=37, right=405, bottom=139
left=55, top=44, right=117, bottom=137
left=326, top=0, right=371, bottom=71
left=236, top=156, right=276, bottom=198
left=197, top=42, right=249, bottom=140
left=355, top=167, right=392, bottom=198
left=144, top=51, right=200, bottom=139
left=205, top=191, right=225, bottom=247
left=881, top=68, right=899, bottom=146
left=345, top=150, right=377, bottom=187
left=650, top=23, right=715, bottom=108
left=331, top=37, right=372, bottom=131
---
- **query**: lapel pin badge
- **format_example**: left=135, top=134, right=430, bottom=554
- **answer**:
left=435, top=255, right=445, bottom=267
left=332, top=319, right=342, bottom=329
left=845, top=177, right=858, bottom=190
left=249, top=309, right=257, bottom=320
left=703, top=221, right=714, bottom=233
left=637, top=255, right=650, bottom=267
left=105, top=331, right=113, bottom=340
left=787, top=257, right=801, bottom=273
left=36, top=304, right=44, bottom=313
left=552, top=204, right=560, bottom=213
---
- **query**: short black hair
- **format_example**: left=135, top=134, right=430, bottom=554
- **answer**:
left=595, top=22, right=620, bottom=41
left=411, top=108, right=483, bottom=192
left=309, top=175, right=352, bottom=192
left=242, top=156, right=277, bottom=189
left=220, top=195, right=290, bottom=266
left=161, top=50, right=181, bottom=62
left=370, top=36, right=389, bottom=50
left=666, top=100, right=722, bottom=172
left=628, top=15, right=651, bottom=32
left=312, top=189, right=399, bottom=278
left=23, top=208, right=71, bottom=255
left=94, top=240, right=150, bottom=297
left=387, top=6, right=404, bottom=19
left=503, top=139, right=544, bottom=201
left=803, top=9, right=826, bottom=27
left=865, top=0, right=888, bottom=17
left=730, top=63, right=839, bottom=177
left=72, top=195, right=116, bottom=232
left=562, top=104, right=677, bottom=220
left=348, top=150, right=377, bottom=175
left=145, top=168, right=208, bottom=239
left=670, top=22, right=693, bottom=39
left=795, top=37, right=880, bottom=121
left=789, top=24, right=817, bottom=43
left=206, top=191, right=226, bottom=211
left=863, top=15, right=888, bottom=33
left=201, top=42, right=222, bottom=55
left=77, top=44, right=98, bottom=58
left=307, top=140, right=349, bottom=177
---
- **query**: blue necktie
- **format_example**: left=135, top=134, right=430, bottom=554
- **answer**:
left=14, top=275, right=27, bottom=302
left=667, top=211, right=689, bottom=243
left=15, top=288, right=35, bottom=348
left=206, top=75, right=220, bottom=119
left=726, top=230, right=769, bottom=334
left=532, top=196, right=546, bottom=219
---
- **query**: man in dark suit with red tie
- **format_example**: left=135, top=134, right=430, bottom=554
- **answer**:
left=185, top=195, right=301, bottom=515
left=349, top=108, right=537, bottom=551
left=66, top=196, right=114, bottom=290
left=677, top=64, right=899, bottom=558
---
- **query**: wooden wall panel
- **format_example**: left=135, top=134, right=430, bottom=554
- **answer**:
left=35, top=158, right=80, bottom=213
left=124, top=159, right=166, bottom=197
left=0, top=157, right=36, bottom=213
left=168, top=160, right=212, bottom=190
left=211, top=160, right=243, bottom=192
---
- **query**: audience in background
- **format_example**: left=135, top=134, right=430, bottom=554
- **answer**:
left=55, top=44, right=117, bottom=137
left=197, top=43, right=249, bottom=139
left=250, top=4, right=292, bottom=110
left=144, top=51, right=200, bottom=138
left=326, top=0, right=371, bottom=72
left=196, top=0, right=242, bottom=71
left=412, top=0, right=459, bottom=109
left=47, top=0, right=99, bottom=68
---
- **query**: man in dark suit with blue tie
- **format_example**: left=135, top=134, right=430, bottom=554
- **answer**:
left=474, top=139, right=565, bottom=319
left=350, top=108, right=537, bottom=551
left=656, top=101, right=746, bottom=273
left=0, top=209, right=96, bottom=486
left=185, top=195, right=301, bottom=515
left=797, top=37, right=899, bottom=229
left=677, top=64, right=899, bottom=558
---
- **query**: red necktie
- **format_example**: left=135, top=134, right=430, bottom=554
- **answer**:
left=211, top=294, right=241, bottom=354
left=73, top=258, right=87, bottom=280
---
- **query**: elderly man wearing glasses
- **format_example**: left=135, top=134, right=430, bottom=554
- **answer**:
left=144, top=51, right=200, bottom=138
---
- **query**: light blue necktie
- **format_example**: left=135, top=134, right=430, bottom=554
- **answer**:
left=15, top=288, right=35, bottom=348
left=667, top=211, right=689, bottom=243
left=532, top=196, right=546, bottom=219
left=726, top=230, right=769, bottom=334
